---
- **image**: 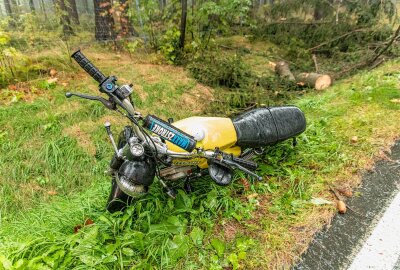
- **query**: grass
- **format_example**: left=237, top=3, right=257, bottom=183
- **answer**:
left=0, top=45, right=399, bottom=269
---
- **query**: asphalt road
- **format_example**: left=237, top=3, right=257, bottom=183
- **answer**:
left=294, top=141, right=400, bottom=270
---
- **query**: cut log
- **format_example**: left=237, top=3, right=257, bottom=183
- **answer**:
left=275, top=61, right=295, bottom=81
left=296, top=72, right=332, bottom=90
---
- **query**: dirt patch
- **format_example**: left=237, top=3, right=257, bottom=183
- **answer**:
left=0, top=82, right=45, bottom=105
left=63, top=115, right=125, bottom=156
left=222, top=220, right=241, bottom=242
left=179, top=83, right=214, bottom=113
left=132, top=84, right=149, bottom=102
left=64, top=124, right=96, bottom=156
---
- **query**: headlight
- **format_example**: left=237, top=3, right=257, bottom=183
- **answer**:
left=130, top=143, right=145, bottom=157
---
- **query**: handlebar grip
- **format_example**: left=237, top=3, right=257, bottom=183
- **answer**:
left=232, top=156, right=258, bottom=171
left=71, top=50, right=107, bottom=84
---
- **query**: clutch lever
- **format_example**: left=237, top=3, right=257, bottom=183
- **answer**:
left=65, top=92, right=116, bottom=110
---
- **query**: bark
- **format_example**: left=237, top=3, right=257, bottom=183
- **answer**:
left=55, top=0, right=74, bottom=36
left=10, top=0, right=17, bottom=14
left=93, top=0, right=116, bottom=41
left=296, top=73, right=332, bottom=90
left=4, top=0, right=12, bottom=16
left=82, top=0, right=90, bottom=13
left=29, top=0, right=35, bottom=12
left=67, top=0, right=80, bottom=25
left=179, top=0, right=187, bottom=49
left=40, top=0, right=48, bottom=20
left=275, top=61, right=295, bottom=81
left=119, top=0, right=138, bottom=37
left=273, top=61, right=332, bottom=90
left=158, top=0, right=164, bottom=9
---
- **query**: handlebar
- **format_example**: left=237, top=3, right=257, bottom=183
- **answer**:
left=71, top=50, right=107, bottom=84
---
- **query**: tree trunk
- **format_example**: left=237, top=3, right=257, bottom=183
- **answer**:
left=4, top=0, right=12, bottom=16
left=275, top=61, right=295, bottom=81
left=29, top=0, right=35, bottom=12
left=10, top=0, right=18, bottom=14
left=40, top=0, right=48, bottom=19
left=179, top=0, right=187, bottom=49
left=135, top=0, right=143, bottom=29
left=82, top=0, right=90, bottom=13
left=10, top=0, right=18, bottom=15
left=67, top=0, right=80, bottom=25
left=93, top=0, right=116, bottom=41
left=296, top=73, right=332, bottom=90
left=55, top=0, right=74, bottom=36
left=119, top=0, right=138, bottom=37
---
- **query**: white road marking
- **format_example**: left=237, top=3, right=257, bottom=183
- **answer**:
left=348, top=191, right=400, bottom=270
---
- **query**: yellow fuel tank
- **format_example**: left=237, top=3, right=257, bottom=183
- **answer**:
left=166, top=117, right=241, bottom=168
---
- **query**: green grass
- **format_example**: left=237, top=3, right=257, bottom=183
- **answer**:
left=0, top=49, right=399, bottom=269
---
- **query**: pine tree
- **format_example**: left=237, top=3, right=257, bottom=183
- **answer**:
left=179, top=0, right=187, bottom=48
left=28, top=0, right=35, bottom=12
left=4, top=0, right=12, bottom=16
left=67, top=0, right=80, bottom=25
left=93, top=0, right=116, bottom=41
left=55, top=0, right=74, bottom=36
left=119, top=0, right=138, bottom=37
left=82, top=0, right=90, bottom=13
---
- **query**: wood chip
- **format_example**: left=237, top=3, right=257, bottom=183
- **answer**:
left=336, top=188, right=353, bottom=197
left=49, top=69, right=57, bottom=77
left=351, top=136, right=358, bottom=143
left=390, top=99, right=400, bottom=104
left=47, top=78, right=58, bottom=84
left=247, top=193, right=258, bottom=200
left=337, top=200, right=347, bottom=214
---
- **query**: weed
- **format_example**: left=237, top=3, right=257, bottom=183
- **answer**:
left=0, top=50, right=399, bottom=269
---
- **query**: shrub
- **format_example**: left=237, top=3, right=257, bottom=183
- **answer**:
left=188, top=52, right=253, bottom=88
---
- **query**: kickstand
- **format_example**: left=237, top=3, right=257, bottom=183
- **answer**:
left=184, top=177, right=193, bottom=194
left=158, top=178, right=176, bottom=199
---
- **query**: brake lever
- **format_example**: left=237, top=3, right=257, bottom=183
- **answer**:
left=223, top=159, right=263, bottom=181
left=65, top=92, right=116, bottom=110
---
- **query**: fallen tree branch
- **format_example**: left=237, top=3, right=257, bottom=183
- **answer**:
left=312, top=54, right=319, bottom=73
left=308, top=28, right=368, bottom=51
left=369, top=24, right=400, bottom=65
left=334, top=25, right=400, bottom=78
left=263, top=21, right=331, bottom=26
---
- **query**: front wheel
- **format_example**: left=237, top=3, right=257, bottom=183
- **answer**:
left=106, top=177, right=133, bottom=213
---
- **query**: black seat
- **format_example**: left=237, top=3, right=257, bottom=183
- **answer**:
left=232, top=106, right=306, bottom=148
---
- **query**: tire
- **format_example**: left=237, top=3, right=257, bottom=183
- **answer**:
left=106, top=176, right=133, bottom=213
left=105, top=126, right=134, bottom=213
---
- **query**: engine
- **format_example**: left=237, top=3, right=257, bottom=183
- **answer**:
left=159, top=166, right=194, bottom=181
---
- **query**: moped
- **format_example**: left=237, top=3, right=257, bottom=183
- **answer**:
left=66, top=50, right=306, bottom=212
